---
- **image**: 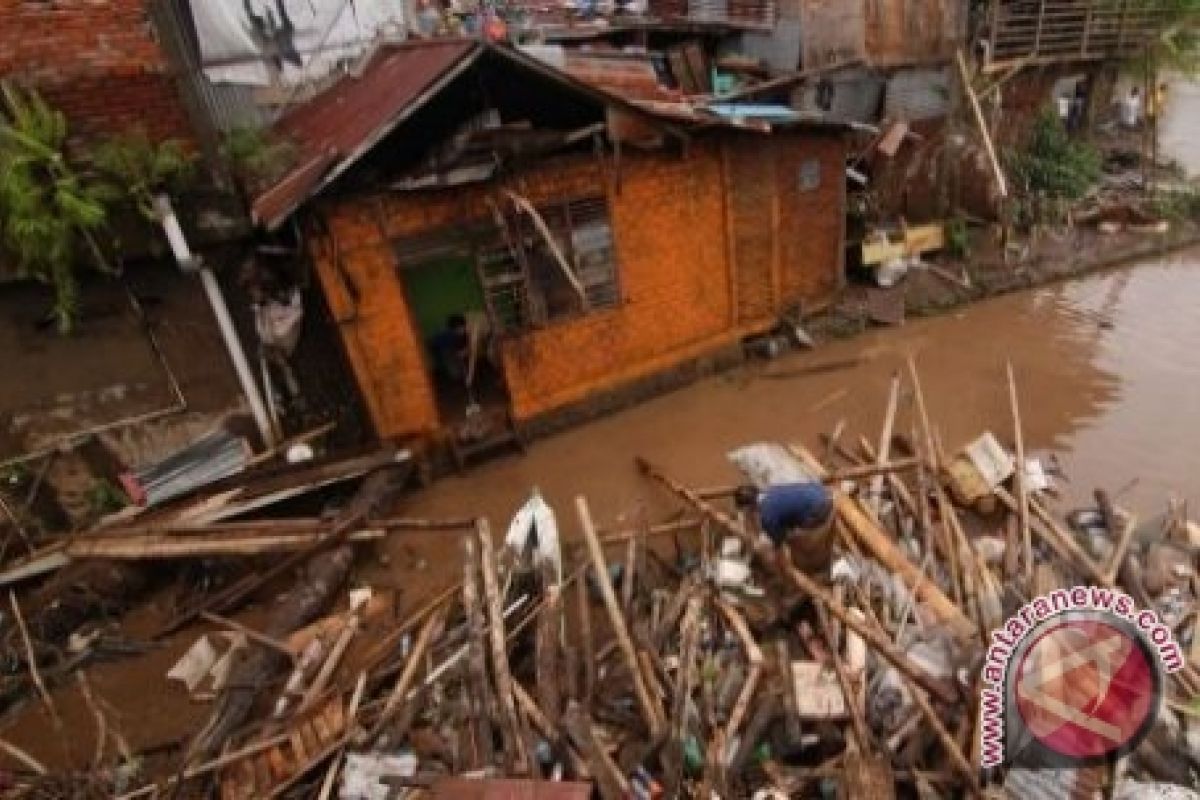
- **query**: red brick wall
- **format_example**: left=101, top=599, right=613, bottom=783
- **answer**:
left=0, top=0, right=192, bottom=142
left=310, top=133, right=845, bottom=440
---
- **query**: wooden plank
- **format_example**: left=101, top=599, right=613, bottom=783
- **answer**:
left=477, top=519, right=533, bottom=772
left=789, top=445, right=976, bottom=640
left=576, top=496, right=664, bottom=736
left=956, top=49, right=1008, bottom=198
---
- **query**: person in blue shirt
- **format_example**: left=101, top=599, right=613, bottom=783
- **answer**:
left=735, top=481, right=835, bottom=573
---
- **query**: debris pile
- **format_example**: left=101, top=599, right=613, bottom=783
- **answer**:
left=4, top=358, right=1200, bottom=799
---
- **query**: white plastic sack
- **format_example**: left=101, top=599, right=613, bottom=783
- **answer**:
left=727, top=443, right=817, bottom=489
left=505, top=489, right=563, bottom=581
left=340, top=752, right=418, bottom=800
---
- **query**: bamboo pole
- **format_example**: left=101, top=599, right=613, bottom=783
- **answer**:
left=477, top=518, right=532, bottom=772
left=461, top=534, right=495, bottom=768
left=868, top=372, right=902, bottom=517
left=535, top=562, right=563, bottom=727
left=717, top=599, right=763, bottom=753
left=783, top=564, right=958, bottom=704
left=513, top=681, right=588, bottom=777
left=789, top=445, right=976, bottom=640
left=671, top=595, right=703, bottom=791
left=815, top=606, right=870, bottom=753
left=1006, top=361, right=1033, bottom=588
left=370, top=605, right=446, bottom=740
left=956, top=49, right=1008, bottom=198
left=576, top=568, right=596, bottom=707
left=576, top=496, right=665, bottom=736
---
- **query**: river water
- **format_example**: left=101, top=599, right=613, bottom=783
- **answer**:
left=397, top=246, right=1200, bottom=539
left=8, top=247, right=1200, bottom=772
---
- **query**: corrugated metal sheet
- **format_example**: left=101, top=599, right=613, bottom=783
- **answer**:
left=252, top=39, right=480, bottom=228
left=884, top=66, right=951, bottom=122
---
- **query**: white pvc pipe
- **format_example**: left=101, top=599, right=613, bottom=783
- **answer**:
left=199, top=266, right=278, bottom=450
left=153, top=193, right=278, bottom=450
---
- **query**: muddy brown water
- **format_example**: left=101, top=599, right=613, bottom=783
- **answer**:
left=6, top=246, right=1200, bottom=772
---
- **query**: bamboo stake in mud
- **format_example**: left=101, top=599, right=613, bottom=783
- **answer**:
left=513, top=682, right=589, bottom=778
left=576, top=496, right=665, bottom=736
left=815, top=606, right=870, bottom=754
left=716, top=599, right=764, bottom=750
left=576, top=566, right=596, bottom=707
left=370, top=605, right=446, bottom=741
left=460, top=534, right=495, bottom=768
left=535, top=561, right=563, bottom=727
left=477, top=518, right=533, bottom=772
left=670, top=594, right=702, bottom=791
left=868, top=372, right=902, bottom=518
left=1006, top=360, right=1033, bottom=589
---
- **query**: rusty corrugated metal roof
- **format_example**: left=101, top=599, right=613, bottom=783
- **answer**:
left=252, top=39, right=481, bottom=229
left=430, top=778, right=593, bottom=799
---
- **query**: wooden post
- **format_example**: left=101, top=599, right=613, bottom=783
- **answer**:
left=815, top=606, right=870, bottom=753
left=717, top=600, right=763, bottom=747
left=562, top=702, right=629, bottom=800
left=370, top=605, right=446, bottom=740
left=461, top=534, right=496, bottom=768
left=868, top=372, right=901, bottom=518
left=670, top=595, right=703, bottom=790
left=576, top=496, right=665, bottom=736
left=1006, top=361, right=1033, bottom=589
left=478, top=519, right=532, bottom=772
left=535, top=561, right=563, bottom=727
left=956, top=49, right=1009, bottom=198
left=576, top=568, right=596, bottom=707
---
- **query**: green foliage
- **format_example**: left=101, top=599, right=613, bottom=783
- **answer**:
left=1150, top=186, right=1200, bottom=220
left=220, top=126, right=295, bottom=190
left=1009, top=107, right=1102, bottom=202
left=945, top=216, right=971, bottom=259
left=93, top=130, right=195, bottom=219
left=86, top=479, right=127, bottom=516
left=1129, top=0, right=1200, bottom=76
left=0, top=82, right=113, bottom=333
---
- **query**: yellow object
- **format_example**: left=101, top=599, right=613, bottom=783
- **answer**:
left=861, top=223, right=946, bottom=266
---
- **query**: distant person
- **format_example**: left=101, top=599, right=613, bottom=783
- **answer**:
left=1148, top=81, right=1168, bottom=126
left=1120, top=86, right=1143, bottom=129
left=1068, top=80, right=1088, bottom=133
left=429, top=313, right=469, bottom=384
left=735, top=481, right=835, bottom=573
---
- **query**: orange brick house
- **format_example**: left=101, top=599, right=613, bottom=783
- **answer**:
left=253, top=40, right=847, bottom=454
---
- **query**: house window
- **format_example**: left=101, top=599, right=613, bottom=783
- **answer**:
left=799, top=158, right=822, bottom=192
left=483, top=195, right=620, bottom=332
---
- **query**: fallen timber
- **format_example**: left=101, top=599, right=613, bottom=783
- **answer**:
left=8, top=362, right=1200, bottom=800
